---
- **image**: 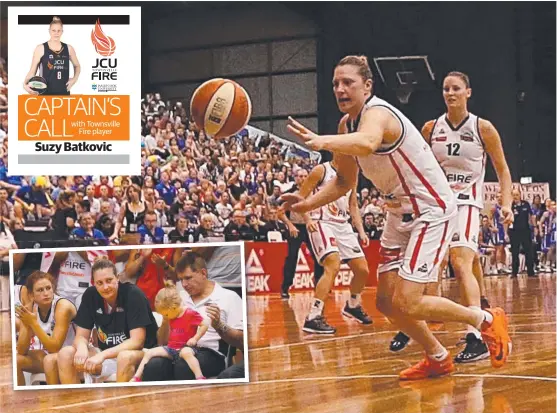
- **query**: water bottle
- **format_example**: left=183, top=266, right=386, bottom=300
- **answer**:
left=144, top=234, right=152, bottom=245
left=163, top=233, right=169, bottom=244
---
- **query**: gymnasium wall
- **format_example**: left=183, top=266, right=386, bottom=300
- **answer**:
left=145, top=3, right=319, bottom=140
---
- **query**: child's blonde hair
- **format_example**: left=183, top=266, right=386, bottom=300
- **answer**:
left=154, top=280, right=182, bottom=312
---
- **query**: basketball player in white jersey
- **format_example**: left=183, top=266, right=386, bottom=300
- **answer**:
left=15, top=271, right=76, bottom=385
left=296, top=158, right=371, bottom=334
left=41, top=250, right=94, bottom=307
left=23, top=16, right=80, bottom=96
left=283, top=55, right=512, bottom=379
left=390, top=72, right=514, bottom=363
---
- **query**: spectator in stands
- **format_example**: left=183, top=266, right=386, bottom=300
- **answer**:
left=71, top=212, right=108, bottom=246
left=154, top=198, right=169, bottom=228
left=0, top=187, right=14, bottom=225
left=262, top=207, right=288, bottom=241
left=168, top=215, right=191, bottom=244
left=14, top=176, right=53, bottom=220
left=362, top=213, right=379, bottom=240
left=138, top=210, right=165, bottom=244
left=156, top=171, right=177, bottom=207
left=84, top=185, right=101, bottom=218
left=110, top=184, right=147, bottom=241
left=267, top=185, right=282, bottom=208
left=193, top=213, right=223, bottom=243
left=142, top=252, right=243, bottom=381
left=247, top=214, right=267, bottom=241
left=53, top=259, right=158, bottom=383
left=51, top=190, right=77, bottom=241
left=16, top=271, right=77, bottom=385
left=224, top=211, right=254, bottom=241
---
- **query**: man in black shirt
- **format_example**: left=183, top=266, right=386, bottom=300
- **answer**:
left=261, top=207, right=289, bottom=241
left=362, top=213, right=379, bottom=240
left=54, top=259, right=158, bottom=383
left=168, top=215, right=191, bottom=243
left=224, top=210, right=255, bottom=241
left=509, top=189, right=535, bottom=277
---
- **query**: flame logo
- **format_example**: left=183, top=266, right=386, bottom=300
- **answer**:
left=97, top=326, right=108, bottom=343
left=91, top=19, right=116, bottom=57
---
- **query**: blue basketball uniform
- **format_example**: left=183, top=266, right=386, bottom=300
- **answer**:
left=478, top=226, right=493, bottom=255
left=542, top=213, right=556, bottom=253
left=492, top=205, right=506, bottom=245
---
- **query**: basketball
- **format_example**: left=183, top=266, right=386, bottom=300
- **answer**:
left=27, top=76, right=47, bottom=95
left=190, top=78, right=252, bottom=139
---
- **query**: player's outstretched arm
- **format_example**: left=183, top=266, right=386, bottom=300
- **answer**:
left=286, top=107, right=393, bottom=156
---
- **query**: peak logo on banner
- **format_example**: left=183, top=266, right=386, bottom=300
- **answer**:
left=8, top=7, right=142, bottom=176
left=246, top=249, right=265, bottom=274
left=91, top=19, right=116, bottom=56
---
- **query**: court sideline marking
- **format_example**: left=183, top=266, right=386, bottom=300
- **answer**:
left=39, top=373, right=557, bottom=411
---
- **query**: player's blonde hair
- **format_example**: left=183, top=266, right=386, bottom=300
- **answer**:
left=154, top=280, right=183, bottom=311
left=336, top=55, right=373, bottom=81
left=50, top=16, right=63, bottom=27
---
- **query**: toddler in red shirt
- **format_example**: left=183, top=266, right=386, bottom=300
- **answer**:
left=131, top=281, right=209, bottom=381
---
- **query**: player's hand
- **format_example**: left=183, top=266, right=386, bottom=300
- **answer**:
left=186, top=338, right=198, bottom=347
left=15, top=303, right=36, bottom=326
left=501, top=206, right=514, bottom=226
left=84, top=353, right=104, bottom=375
left=280, top=193, right=311, bottom=214
left=24, top=84, right=38, bottom=95
left=359, top=232, right=370, bottom=247
left=73, top=348, right=90, bottom=372
left=287, top=224, right=299, bottom=238
left=306, top=220, right=318, bottom=233
left=204, top=303, right=222, bottom=329
left=66, top=78, right=77, bottom=91
left=287, top=117, right=324, bottom=151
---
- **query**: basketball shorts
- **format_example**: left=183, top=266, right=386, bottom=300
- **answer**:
left=542, top=233, right=556, bottom=253
left=378, top=213, right=456, bottom=283
left=308, top=221, right=364, bottom=265
left=449, top=205, right=481, bottom=251
left=493, top=225, right=506, bottom=246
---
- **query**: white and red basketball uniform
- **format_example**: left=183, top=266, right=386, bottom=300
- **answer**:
left=29, top=295, right=76, bottom=352
left=430, top=113, right=486, bottom=251
left=308, top=162, right=364, bottom=264
left=41, top=250, right=106, bottom=307
left=348, top=95, right=457, bottom=283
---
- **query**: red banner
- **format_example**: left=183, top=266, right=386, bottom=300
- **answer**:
left=244, top=241, right=380, bottom=295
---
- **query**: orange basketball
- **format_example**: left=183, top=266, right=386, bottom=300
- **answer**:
left=190, top=78, right=252, bottom=139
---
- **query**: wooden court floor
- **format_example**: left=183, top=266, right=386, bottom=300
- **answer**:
left=1, top=274, right=555, bottom=413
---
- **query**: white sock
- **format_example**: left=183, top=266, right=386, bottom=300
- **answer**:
left=348, top=294, right=361, bottom=308
left=482, top=310, right=494, bottom=325
left=428, top=347, right=449, bottom=362
left=308, top=298, right=324, bottom=320
left=467, top=307, right=483, bottom=339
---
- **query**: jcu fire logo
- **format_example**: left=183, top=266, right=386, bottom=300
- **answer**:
left=91, top=19, right=116, bottom=56
left=97, top=326, right=108, bottom=343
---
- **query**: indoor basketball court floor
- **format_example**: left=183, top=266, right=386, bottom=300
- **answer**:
left=1, top=274, right=555, bottom=413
